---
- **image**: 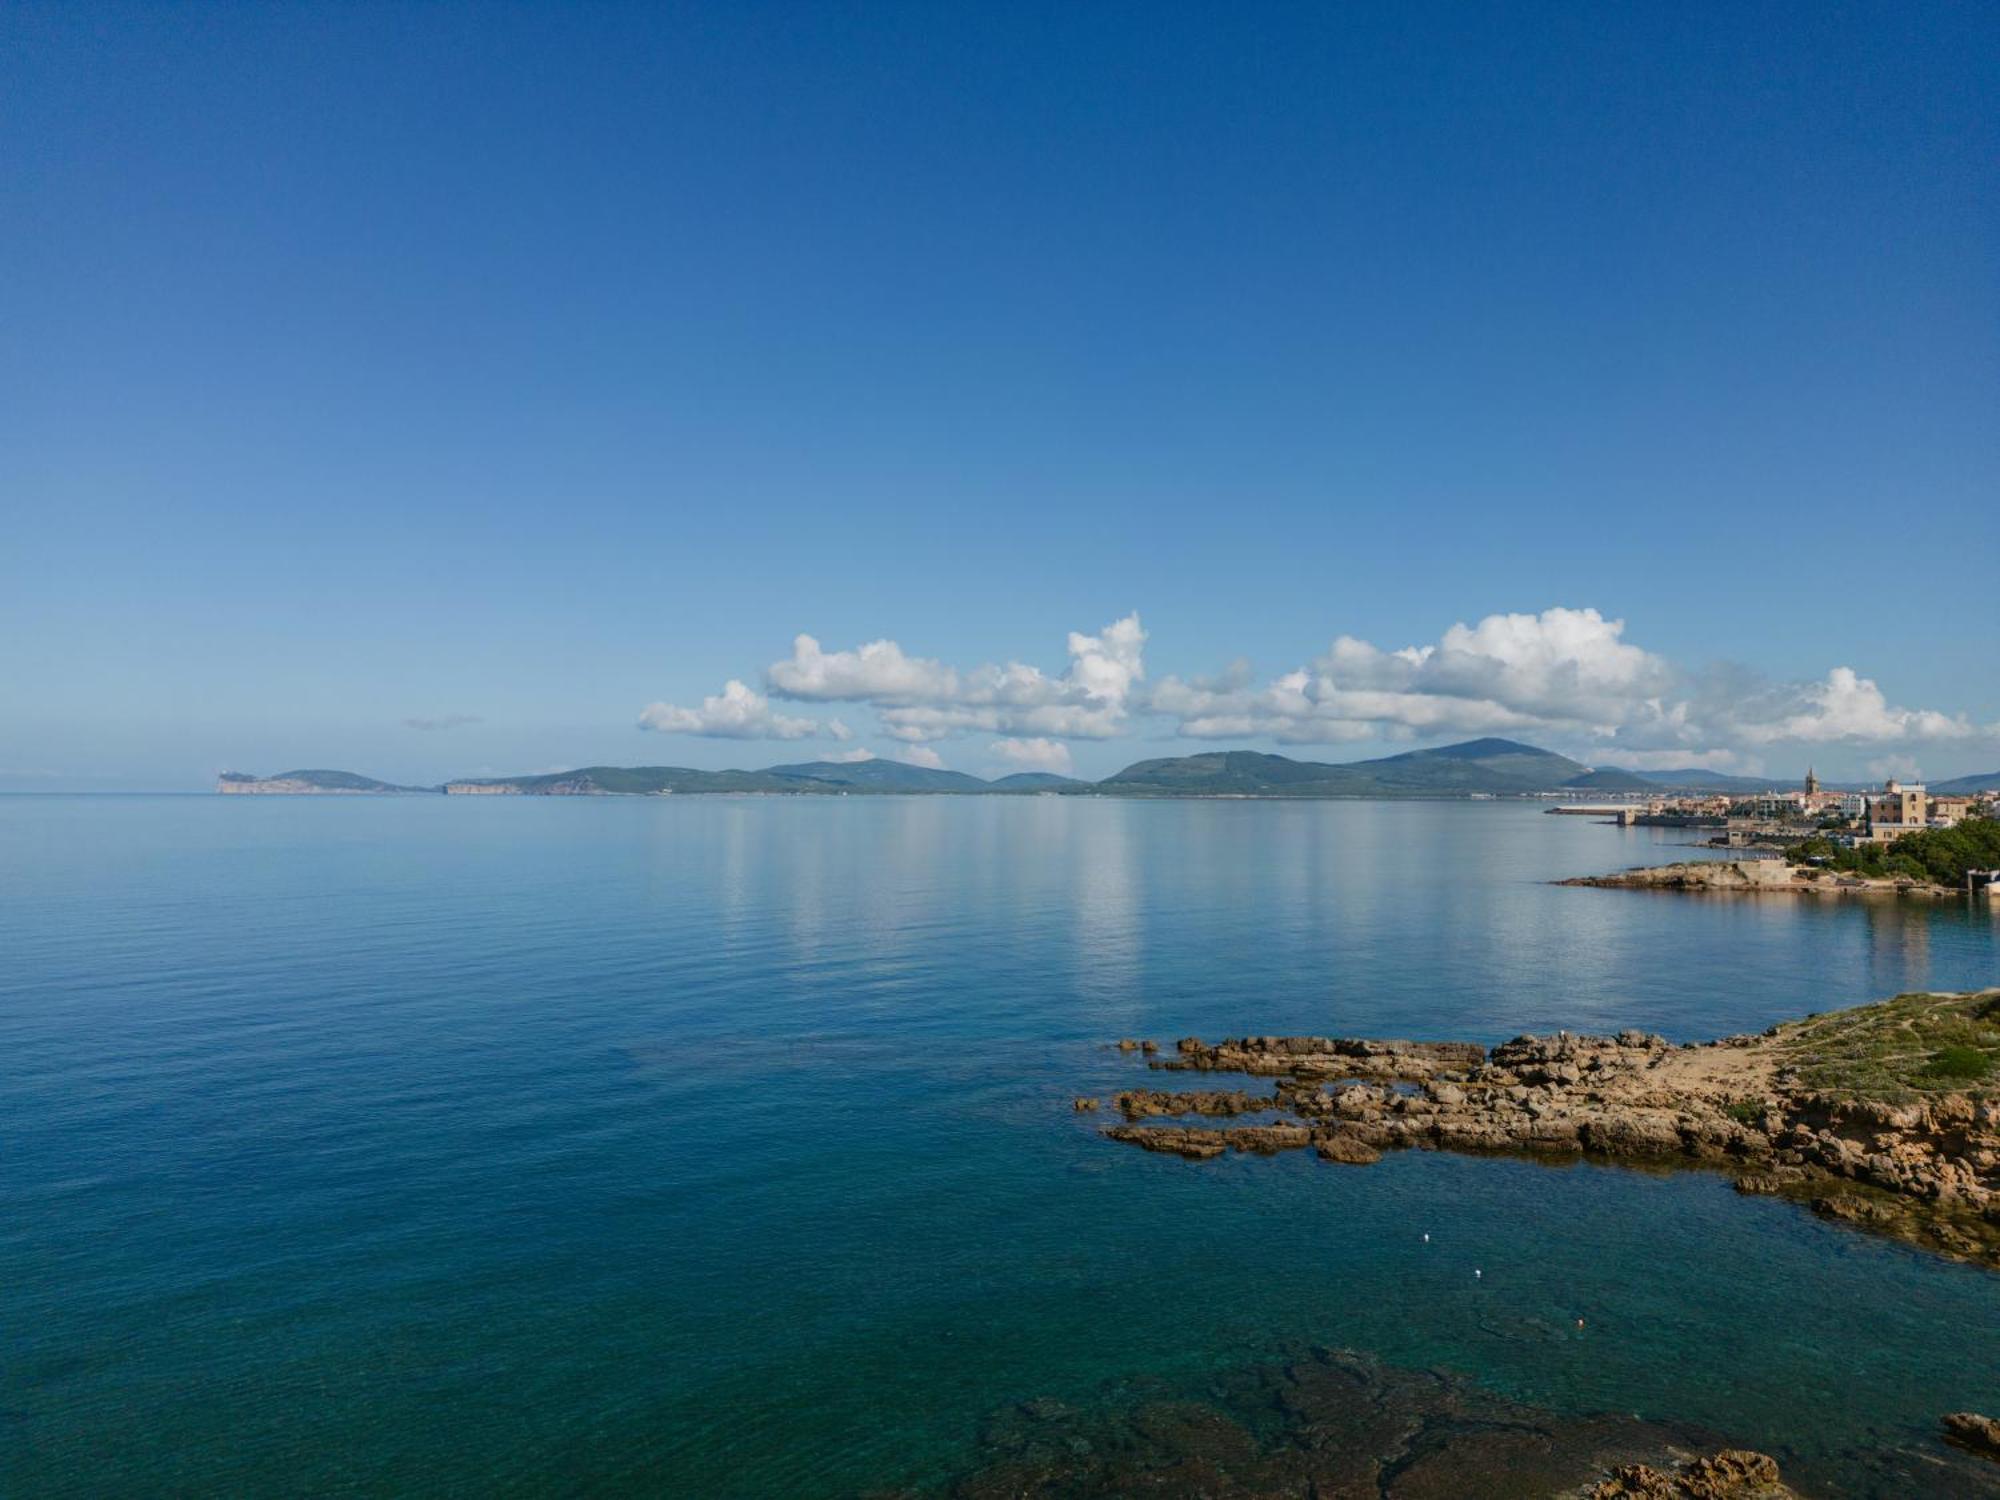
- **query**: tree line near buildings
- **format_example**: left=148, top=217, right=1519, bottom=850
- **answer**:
left=1789, top=817, right=2000, bottom=886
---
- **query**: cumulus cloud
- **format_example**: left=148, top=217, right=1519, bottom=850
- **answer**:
left=1152, top=608, right=1665, bottom=745
left=764, top=613, right=1147, bottom=742
left=820, top=748, right=877, bottom=763
left=1149, top=606, right=1994, bottom=762
left=1591, top=747, right=1760, bottom=774
left=990, top=737, right=1075, bottom=774
left=895, top=745, right=946, bottom=769
left=1732, top=667, right=1978, bottom=745
left=1867, top=754, right=1924, bottom=782
left=637, top=605, right=1993, bottom=768
left=404, top=713, right=483, bottom=731
left=636, top=680, right=826, bottom=740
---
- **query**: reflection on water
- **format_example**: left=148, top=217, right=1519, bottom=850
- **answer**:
left=1070, top=800, right=1140, bottom=1013
left=0, top=795, right=1994, bottom=1500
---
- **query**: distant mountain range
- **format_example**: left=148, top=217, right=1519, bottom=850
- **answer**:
left=1595, top=767, right=1810, bottom=794
left=1099, top=738, right=1594, bottom=796
left=219, top=742, right=1993, bottom=800
left=220, top=760, right=1089, bottom=797
left=1932, top=770, right=2000, bottom=796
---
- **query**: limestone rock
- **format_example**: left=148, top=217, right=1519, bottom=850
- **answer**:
left=1314, top=1129, right=1383, bottom=1166
left=1943, top=1411, right=2000, bottom=1462
left=1590, top=1448, right=1792, bottom=1498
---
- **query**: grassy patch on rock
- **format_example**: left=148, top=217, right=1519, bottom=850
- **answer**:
left=1770, top=991, right=2000, bottom=1101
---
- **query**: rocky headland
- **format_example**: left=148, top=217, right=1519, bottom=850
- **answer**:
left=1085, top=990, right=2000, bottom=1269
left=1558, top=861, right=1962, bottom=899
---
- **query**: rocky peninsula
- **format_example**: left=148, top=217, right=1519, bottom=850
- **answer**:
left=1086, top=990, right=2000, bottom=1269
left=1558, top=860, right=1964, bottom=899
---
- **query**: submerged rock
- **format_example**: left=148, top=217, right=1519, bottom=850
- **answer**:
left=918, top=1347, right=1807, bottom=1499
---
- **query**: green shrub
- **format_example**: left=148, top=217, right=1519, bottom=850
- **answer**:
left=1924, top=1046, right=1992, bottom=1082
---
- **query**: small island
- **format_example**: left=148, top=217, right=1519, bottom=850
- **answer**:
left=1086, top=989, right=2000, bottom=1270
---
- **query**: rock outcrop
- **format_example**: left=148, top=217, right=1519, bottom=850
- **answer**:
left=1090, top=990, right=2000, bottom=1269
left=1943, top=1411, right=2000, bottom=1464
left=1590, top=1448, right=1794, bottom=1498
left=1561, top=860, right=1958, bottom=899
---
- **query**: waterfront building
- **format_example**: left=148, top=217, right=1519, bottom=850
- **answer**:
left=1928, top=795, right=1976, bottom=827
left=1863, top=779, right=1930, bottom=841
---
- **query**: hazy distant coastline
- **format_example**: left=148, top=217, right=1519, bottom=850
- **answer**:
left=218, top=739, right=1997, bottom=801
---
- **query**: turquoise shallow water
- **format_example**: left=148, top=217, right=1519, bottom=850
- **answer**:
left=2, top=795, right=1996, bottom=1496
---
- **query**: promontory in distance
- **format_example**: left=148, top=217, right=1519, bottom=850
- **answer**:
left=220, top=737, right=1979, bottom=800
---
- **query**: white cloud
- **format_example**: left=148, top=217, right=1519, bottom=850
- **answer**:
left=1152, top=608, right=1664, bottom=745
left=821, top=748, right=877, bottom=763
left=1595, top=747, right=1759, bottom=774
left=765, top=613, right=1147, bottom=743
left=990, top=737, right=1075, bottom=774
left=1733, top=667, right=1978, bottom=745
left=637, top=606, right=1995, bottom=769
left=636, top=680, right=826, bottom=740
left=768, top=637, right=959, bottom=703
left=895, top=745, right=946, bottom=769
left=1148, top=607, right=1995, bottom=763
left=1867, top=753, right=1923, bottom=782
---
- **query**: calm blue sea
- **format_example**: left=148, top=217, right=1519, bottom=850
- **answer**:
left=2, top=796, right=1996, bottom=1496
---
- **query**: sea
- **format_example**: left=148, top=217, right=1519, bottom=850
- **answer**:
left=2, top=794, right=1996, bottom=1496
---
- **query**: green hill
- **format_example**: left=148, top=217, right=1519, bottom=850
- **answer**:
left=453, top=765, right=818, bottom=794
left=1932, top=771, right=2000, bottom=796
left=763, top=759, right=993, bottom=792
left=1630, top=767, right=1787, bottom=793
left=218, top=769, right=439, bottom=794
left=1559, top=768, right=1656, bottom=792
left=989, top=772, right=1084, bottom=790
left=1099, top=738, right=1591, bottom=796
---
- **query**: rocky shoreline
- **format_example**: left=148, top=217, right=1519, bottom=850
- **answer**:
left=1084, top=990, right=2000, bottom=1270
left=1558, top=860, right=1961, bottom=899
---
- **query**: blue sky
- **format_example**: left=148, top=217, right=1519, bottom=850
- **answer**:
left=4, top=2, right=1995, bottom=789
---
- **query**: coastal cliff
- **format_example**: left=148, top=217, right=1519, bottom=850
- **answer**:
left=1088, top=989, right=2000, bottom=1270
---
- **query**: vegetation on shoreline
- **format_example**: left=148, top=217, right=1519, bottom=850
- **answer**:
left=1787, top=816, right=2000, bottom=888
left=1765, top=991, right=1999, bottom=1101
left=1091, top=990, right=2000, bottom=1268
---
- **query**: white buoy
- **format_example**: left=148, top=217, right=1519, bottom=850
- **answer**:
left=1422, top=1233, right=1430, bottom=1243
left=1474, top=1268, right=1482, bottom=1279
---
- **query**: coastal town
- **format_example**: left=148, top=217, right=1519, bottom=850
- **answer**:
left=1553, top=771, right=2000, bottom=903
left=1555, top=770, right=1999, bottom=848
